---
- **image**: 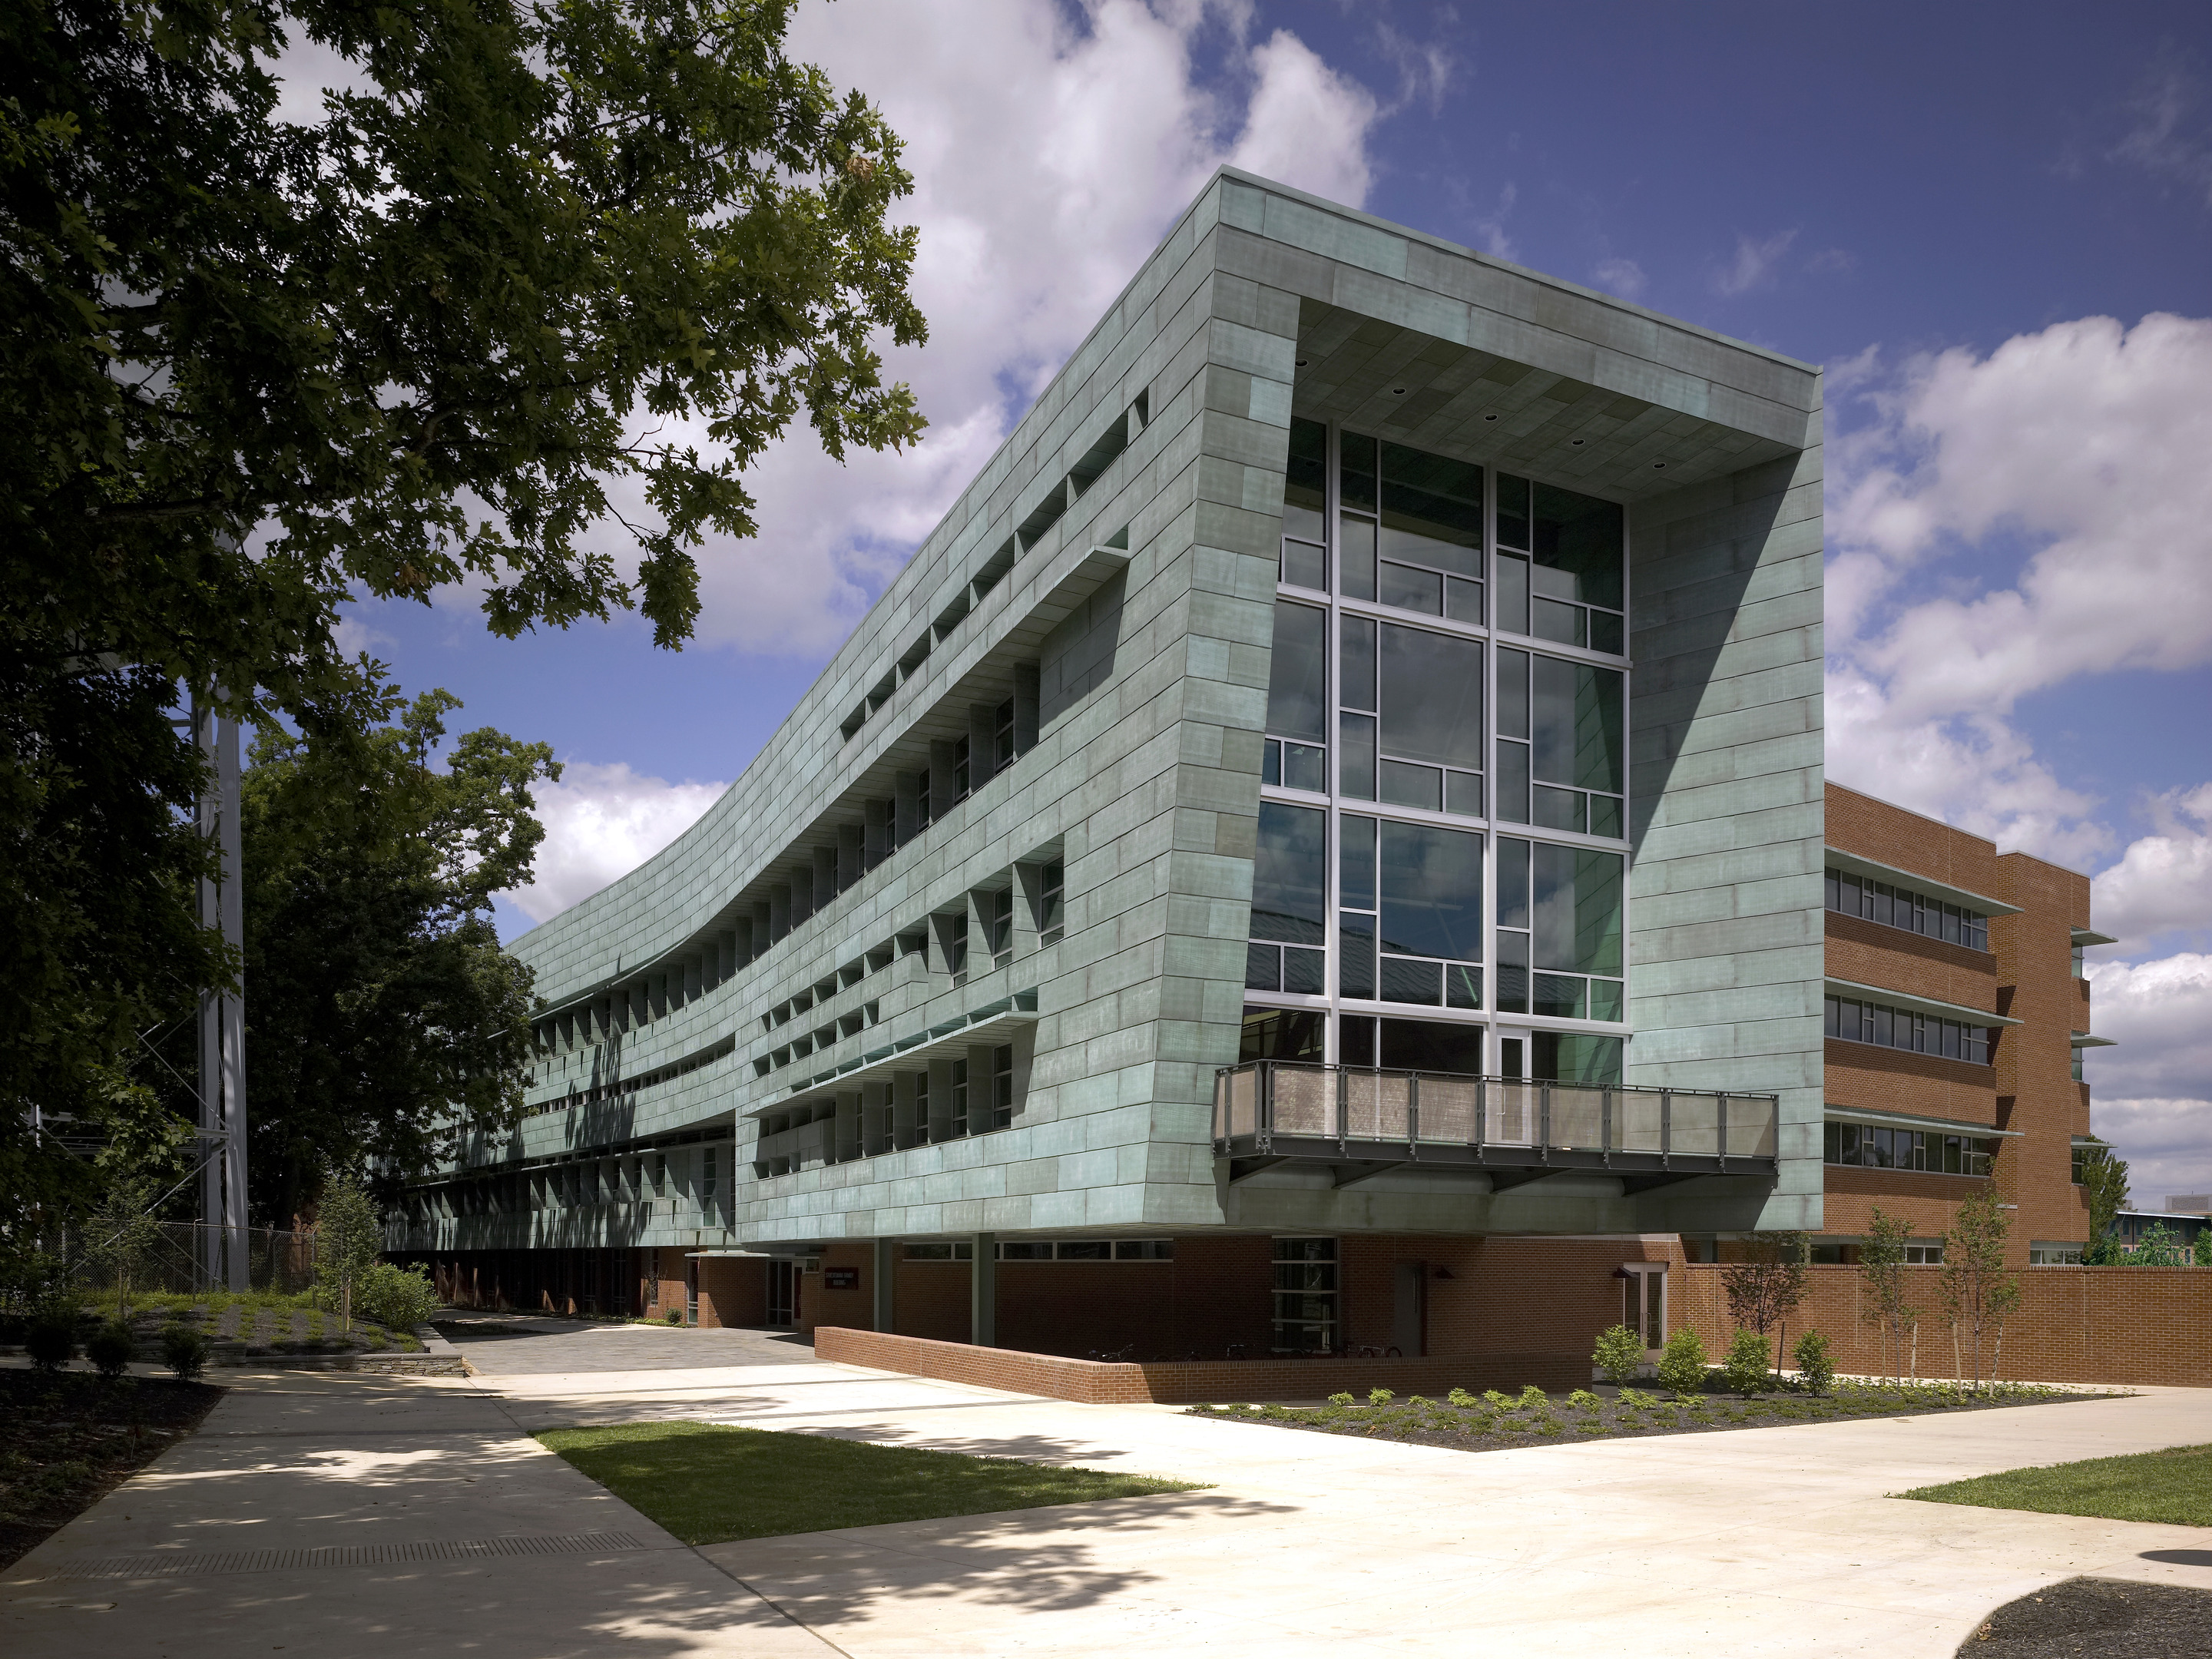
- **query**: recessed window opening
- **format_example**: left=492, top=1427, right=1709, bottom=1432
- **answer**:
left=985, top=886, right=1015, bottom=969
left=991, top=1043, right=1015, bottom=1129
left=1272, top=1237, right=1337, bottom=1354
left=1038, top=859, right=1065, bottom=945
left=1824, top=1121, right=1996, bottom=1177
left=1824, top=995, right=1994, bottom=1066
left=1825, top=869, right=1990, bottom=952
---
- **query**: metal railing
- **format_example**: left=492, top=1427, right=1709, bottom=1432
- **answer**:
left=1213, top=1061, right=1779, bottom=1164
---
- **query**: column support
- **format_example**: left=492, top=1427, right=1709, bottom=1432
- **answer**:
left=970, top=1232, right=996, bottom=1346
left=873, top=1238, right=896, bottom=1333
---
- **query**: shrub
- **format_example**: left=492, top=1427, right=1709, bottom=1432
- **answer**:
left=1367, top=1388, right=1394, bottom=1406
left=1592, top=1323, right=1644, bottom=1386
left=354, top=1262, right=439, bottom=1333
left=162, top=1323, right=211, bottom=1381
left=1327, top=1392, right=1356, bottom=1406
left=1792, top=1330, right=1835, bottom=1395
left=1655, top=1327, right=1708, bottom=1397
left=1482, top=1389, right=1514, bottom=1407
left=1518, top=1383, right=1548, bottom=1408
left=665, top=1306, right=684, bottom=1324
left=86, top=1319, right=135, bottom=1379
left=24, top=1303, right=79, bottom=1373
left=1566, top=1389, right=1604, bottom=1412
left=1722, top=1328, right=1772, bottom=1396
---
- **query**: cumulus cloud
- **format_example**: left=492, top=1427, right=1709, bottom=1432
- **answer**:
left=1825, top=312, right=2212, bottom=863
left=1714, top=228, right=1797, bottom=296
left=1591, top=257, right=1646, bottom=300
left=2109, top=57, right=2212, bottom=210
left=505, top=761, right=725, bottom=923
left=2092, top=784, right=2212, bottom=954
left=2091, top=1098, right=2212, bottom=1209
left=2081, top=956, right=2212, bottom=1201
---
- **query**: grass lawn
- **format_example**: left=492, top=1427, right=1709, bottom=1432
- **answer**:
left=538, top=1422, right=1207, bottom=1544
left=1897, top=1443, right=2211, bottom=1528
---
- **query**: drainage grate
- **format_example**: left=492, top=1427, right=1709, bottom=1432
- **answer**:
left=22, top=1532, right=650, bottom=1581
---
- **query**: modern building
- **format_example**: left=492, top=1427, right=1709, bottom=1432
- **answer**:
left=392, top=167, right=1833, bottom=1362
left=1812, top=784, right=2117, bottom=1270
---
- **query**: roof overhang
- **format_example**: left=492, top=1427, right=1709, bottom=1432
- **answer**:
left=1824, top=976, right=2022, bottom=1028
left=1823, top=1104, right=2022, bottom=1138
left=1823, top=848, right=2022, bottom=917
left=2070, top=1031, right=2118, bottom=1048
left=750, top=994, right=1040, bottom=1118
left=2071, top=927, right=2118, bottom=947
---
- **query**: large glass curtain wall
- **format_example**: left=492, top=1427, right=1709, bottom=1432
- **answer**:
left=1247, top=419, right=1631, bottom=1085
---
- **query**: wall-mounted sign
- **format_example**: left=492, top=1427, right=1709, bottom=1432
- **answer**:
left=823, top=1267, right=859, bottom=1290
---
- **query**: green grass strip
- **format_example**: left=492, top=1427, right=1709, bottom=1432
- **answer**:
left=1897, top=1443, right=2212, bottom=1528
left=537, top=1421, right=1207, bottom=1545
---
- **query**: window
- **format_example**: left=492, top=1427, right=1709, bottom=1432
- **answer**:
left=1902, top=1241, right=1944, bottom=1265
left=1272, top=1237, right=1338, bottom=1353
left=1248, top=802, right=1327, bottom=994
left=991, top=1044, right=1015, bottom=1129
left=2071, top=1047, right=2085, bottom=1082
left=1494, top=474, right=1625, bottom=651
left=1038, top=859, right=1065, bottom=945
left=1263, top=601, right=1329, bottom=792
left=2071, top=942, right=2086, bottom=978
left=1824, top=869, right=1990, bottom=952
left=1114, top=1239, right=1175, bottom=1260
left=942, top=911, right=969, bottom=983
left=2029, top=1241, right=2085, bottom=1265
left=1339, top=814, right=1482, bottom=1008
left=1240, top=1005, right=1326, bottom=1062
left=1823, top=1121, right=1997, bottom=1177
left=701, top=1148, right=717, bottom=1206
left=1823, top=995, right=1994, bottom=1065
left=1280, top=416, right=1328, bottom=590
left=1339, top=1015, right=1484, bottom=1074
left=1376, top=440, right=1485, bottom=621
left=1495, top=837, right=1624, bottom=1020
left=912, top=1069, right=931, bottom=1144
left=902, top=1241, right=974, bottom=1261
left=1495, top=649, right=1623, bottom=835
left=1338, top=619, right=1484, bottom=814
left=952, top=735, right=971, bottom=802
left=995, top=697, right=1017, bottom=769
left=949, top=1058, right=969, bottom=1137
left=985, top=886, right=1015, bottom=969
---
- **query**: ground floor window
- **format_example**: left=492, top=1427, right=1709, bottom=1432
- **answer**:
left=1272, top=1236, right=1338, bottom=1353
left=2028, top=1241, right=2085, bottom=1265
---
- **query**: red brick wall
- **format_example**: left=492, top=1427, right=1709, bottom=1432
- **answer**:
left=1992, top=851, right=2098, bottom=1259
left=1671, top=1263, right=2211, bottom=1387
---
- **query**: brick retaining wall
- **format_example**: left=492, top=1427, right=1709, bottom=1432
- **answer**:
left=814, top=1326, right=1587, bottom=1403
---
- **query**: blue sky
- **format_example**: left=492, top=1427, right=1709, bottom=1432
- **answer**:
left=342, top=0, right=2212, bottom=1200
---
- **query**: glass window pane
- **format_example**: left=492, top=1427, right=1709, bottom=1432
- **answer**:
left=1284, top=416, right=1326, bottom=541
left=1340, top=614, right=1376, bottom=712
left=1532, top=656, right=1625, bottom=794
left=1589, top=793, right=1623, bottom=839
left=1380, top=956, right=1442, bottom=1006
left=1532, top=843, right=1624, bottom=975
left=1532, top=596, right=1585, bottom=647
left=1496, top=473, right=1531, bottom=551
left=1379, top=441, right=1483, bottom=578
left=1283, top=946, right=1326, bottom=995
left=1497, top=836, right=1530, bottom=930
left=1339, top=911, right=1376, bottom=998
left=1380, top=624, right=1484, bottom=770
left=1497, top=551, right=1529, bottom=634
left=1339, top=711, right=1376, bottom=800
left=1589, top=608, right=1624, bottom=655
left=1341, top=430, right=1378, bottom=513
left=1497, top=740, right=1530, bottom=824
left=1496, top=647, right=1528, bottom=738
left=1252, top=802, right=1326, bottom=944
left=1339, top=1014, right=1376, bottom=1065
left=1282, top=538, right=1326, bottom=591
left=1340, top=813, right=1376, bottom=909
left=1590, top=978, right=1624, bottom=1022
left=1262, top=739, right=1280, bottom=786
left=1380, top=760, right=1442, bottom=811
left=1531, top=482, right=1624, bottom=608
left=1533, top=784, right=1585, bottom=833
left=1445, top=965, right=1482, bottom=1009
left=1495, top=929, right=1529, bottom=1013
left=1340, top=515, right=1376, bottom=601
left=1533, top=972, right=1586, bottom=1019
left=1379, top=1018, right=1484, bottom=1075
left=1379, top=820, right=1484, bottom=962
left=1266, top=601, right=1327, bottom=743
left=1445, top=576, right=1484, bottom=625
left=1283, top=742, right=1326, bottom=793
left=1532, top=1031, right=1622, bottom=1084
left=1245, top=942, right=1280, bottom=991
left=1241, top=1006, right=1326, bottom=1062
left=1445, top=770, right=1485, bottom=818
left=1379, top=561, right=1442, bottom=614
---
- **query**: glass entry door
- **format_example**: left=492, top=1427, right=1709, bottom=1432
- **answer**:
left=767, top=1260, right=798, bottom=1328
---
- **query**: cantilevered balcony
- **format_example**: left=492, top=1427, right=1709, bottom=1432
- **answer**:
left=1212, top=1061, right=1779, bottom=1193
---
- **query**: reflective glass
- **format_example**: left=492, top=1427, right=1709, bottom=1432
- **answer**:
left=1379, top=441, right=1483, bottom=577
left=1445, top=576, right=1485, bottom=625
left=1380, top=956, right=1442, bottom=1005
left=1533, top=973, right=1586, bottom=1018
left=1496, top=473, right=1531, bottom=551
left=1381, top=624, right=1483, bottom=770
left=1244, top=942, right=1279, bottom=991
left=1266, top=601, right=1327, bottom=743
left=1379, top=820, right=1483, bottom=962
left=1339, top=813, right=1376, bottom=908
left=1590, top=793, right=1623, bottom=839
left=1532, top=843, right=1624, bottom=975
left=1496, top=552, right=1529, bottom=634
left=1380, top=759, right=1442, bottom=811
left=1590, top=608, right=1625, bottom=655
left=1379, top=561, right=1442, bottom=614
left=1339, top=514, right=1376, bottom=601
left=1340, top=614, right=1376, bottom=712
left=1445, top=965, right=1482, bottom=1009
left=1341, top=431, right=1378, bottom=512
left=1241, top=1006, right=1325, bottom=1062
left=1339, top=911, right=1376, bottom=998
left=1261, top=740, right=1280, bottom=786
left=1532, top=1031, right=1622, bottom=1084
left=1532, top=596, right=1584, bottom=647
left=1283, top=946, right=1326, bottom=995
left=1496, top=647, right=1528, bottom=737
left=1590, top=977, right=1624, bottom=1021
left=1496, top=836, right=1531, bottom=929
left=1339, top=1014, right=1376, bottom=1065
left=1531, top=483, right=1624, bottom=608
left=1282, top=742, right=1326, bottom=793
left=1339, top=711, right=1376, bottom=799
left=1282, top=539, right=1326, bottom=591
left=1284, top=416, right=1327, bottom=541
left=1532, top=656, right=1624, bottom=793
left=1252, top=802, right=1326, bottom=944
left=1496, top=740, right=1530, bottom=824
left=1496, top=930, right=1528, bottom=1012
left=1533, top=784, right=1585, bottom=833
left=1381, top=1018, right=1484, bottom=1075
left=1445, top=770, right=1485, bottom=819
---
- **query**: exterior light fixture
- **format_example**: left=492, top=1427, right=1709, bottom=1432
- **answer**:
left=1392, top=386, right=1408, bottom=395
left=1484, top=412, right=1498, bottom=421
left=1653, top=462, right=1667, bottom=469
left=1571, top=438, right=1585, bottom=445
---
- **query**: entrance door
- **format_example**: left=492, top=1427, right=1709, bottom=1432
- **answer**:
left=1392, top=1260, right=1426, bottom=1356
left=1621, top=1264, right=1667, bottom=1355
left=767, top=1260, right=797, bottom=1328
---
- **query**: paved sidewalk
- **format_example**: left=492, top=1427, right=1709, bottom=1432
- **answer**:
left=435, top=1313, right=816, bottom=1375
left=6, top=1347, right=2208, bottom=1659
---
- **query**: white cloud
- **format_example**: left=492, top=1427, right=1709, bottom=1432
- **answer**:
left=2082, top=955, right=2212, bottom=1203
left=671, top=0, right=1385, bottom=657
left=1591, top=257, right=1645, bottom=301
left=1824, top=311, right=2212, bottom=865
left=2092, top=784, right=2212, bottom=954
left=1714, top=228, right=1797, bottom=296
left=2109, top=58, right=2212, bottom=209
left=505, top=761, right=725, bottom=923
left=2090, top=1098, right=2212, bottom=1208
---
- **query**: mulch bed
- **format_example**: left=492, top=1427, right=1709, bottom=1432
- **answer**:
left=1188, top=1379, right=2118, bottom=1454
left=0, top=1369, right=224, bottom=1574
left=1959, top=1577, right=2212, bottom=1657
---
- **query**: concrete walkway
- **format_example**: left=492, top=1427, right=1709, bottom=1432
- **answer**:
left=5, top=1332, right=2208, bottom=1659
